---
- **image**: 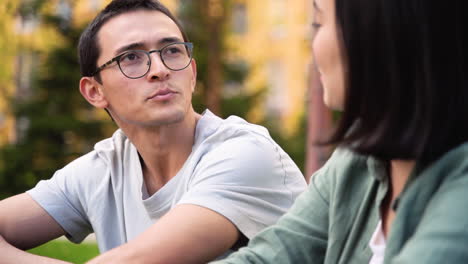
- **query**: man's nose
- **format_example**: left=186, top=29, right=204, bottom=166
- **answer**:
left=146, top=51, right=170, bottom=80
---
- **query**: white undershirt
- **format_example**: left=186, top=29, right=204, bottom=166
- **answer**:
left=369, top=220, right=387, bottom=264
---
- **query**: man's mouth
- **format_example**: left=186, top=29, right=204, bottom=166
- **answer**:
left=147, top=88, right=177, bottom=101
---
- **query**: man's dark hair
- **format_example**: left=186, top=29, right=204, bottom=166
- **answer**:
left=78, top=0, right=189, bottom=81
left=328, top=0, right=468, bottom=163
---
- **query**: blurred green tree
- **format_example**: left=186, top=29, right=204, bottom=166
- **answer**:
left=179, top=0, right=260, bottom=117
left=178, top=0, right=306, bottom=171
left=0, top=0, right=114, bottom=199
left=0, top=0, right=306, bottom=199
left=0, top=0, right=20, bottom=145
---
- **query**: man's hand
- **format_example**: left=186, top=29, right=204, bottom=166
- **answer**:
left=86, top=204, right=240, bottom=264
left=0, top=193, right=69, bottom=264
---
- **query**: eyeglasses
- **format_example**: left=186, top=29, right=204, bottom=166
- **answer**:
left=92, top=42, right=194, bottom=79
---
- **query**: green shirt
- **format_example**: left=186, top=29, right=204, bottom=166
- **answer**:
left=213, top=142, right=468, bottom=263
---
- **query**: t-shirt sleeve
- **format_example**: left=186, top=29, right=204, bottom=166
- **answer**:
left=210, top=149, right=335, bottom=264
left=26, top=155, right=96, bottom=243
left=177, top=133, right=307, bottom=239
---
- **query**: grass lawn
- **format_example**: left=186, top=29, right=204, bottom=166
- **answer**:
left=28, top=239, right=99, bottom=264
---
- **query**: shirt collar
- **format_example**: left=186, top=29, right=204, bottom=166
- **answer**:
left=367, top=156, right=389, bottom=181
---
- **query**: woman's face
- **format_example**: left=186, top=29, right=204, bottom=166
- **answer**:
left=312, top=0, right=346, bottom=110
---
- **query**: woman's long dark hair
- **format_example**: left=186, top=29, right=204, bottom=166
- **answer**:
left=328, top=0, right=468, bottom=163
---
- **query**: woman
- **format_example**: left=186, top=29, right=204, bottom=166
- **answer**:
left=212, top=0, right=468, bottom=263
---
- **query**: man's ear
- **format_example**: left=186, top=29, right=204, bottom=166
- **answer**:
left=190, top=59, right=197, bottom=93
left=79, top=77, right=109, bottom=109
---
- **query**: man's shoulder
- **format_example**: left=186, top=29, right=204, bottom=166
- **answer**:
left=196, top=110, right=274, bottom=149
left=61, top=129, right=134, bottom=177
left=59, top=148, right=108, bottom=179
left=190, top=112, right=304, bottom=186
left=93, top=129, right=129, bottom=154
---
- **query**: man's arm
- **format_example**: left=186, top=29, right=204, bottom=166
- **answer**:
left=0, top=193, right=70, bottom=263
left=86, top=204, right=239, bottom=264
left=211, top=172, right=330, bottom=264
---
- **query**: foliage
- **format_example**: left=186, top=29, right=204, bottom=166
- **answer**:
left=0, top=0, right=306, bottom=199
left=0, top=0, right=20, bottom=146
left=0, top=1, right=114, bottom=199
left=178, top=0, right=306, bottom=171
left=28, top=240, right=99, bottom=264
left=0, top=0, right=18, bottom=85
left=179, top=0, right=234, bottom=115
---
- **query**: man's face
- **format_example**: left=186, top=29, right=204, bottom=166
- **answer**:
left=95, top=10, right=197, bottom=128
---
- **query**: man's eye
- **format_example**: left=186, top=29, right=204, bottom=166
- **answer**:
left=120, top=52, right=143, bottom=63
left=164, top=47, right=183, bottom=56
left=121, top=52, right=140, bottom=61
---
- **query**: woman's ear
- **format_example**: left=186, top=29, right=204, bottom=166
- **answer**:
left=79, top=77, right=109, bottom=109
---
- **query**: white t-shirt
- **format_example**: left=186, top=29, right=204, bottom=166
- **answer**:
left=27, top=110, right=307, bottom=253
left=369, top=220, right=387, bottom=264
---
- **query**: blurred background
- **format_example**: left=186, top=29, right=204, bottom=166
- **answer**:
left=0, top=0, right=333, bottom=203
left=0, top=0, right=334, bottom=261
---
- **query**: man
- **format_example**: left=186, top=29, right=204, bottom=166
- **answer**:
left=0, top=0, right=306, bottom=263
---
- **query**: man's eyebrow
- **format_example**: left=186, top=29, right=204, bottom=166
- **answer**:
left=114, top=37, right=184, bottom=55
left=158, top=37, right=184, bottom=46
left=115, top=42, right=144, bottom=55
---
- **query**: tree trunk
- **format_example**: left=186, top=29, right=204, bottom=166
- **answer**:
left=202, top=0, right=225, bottom=115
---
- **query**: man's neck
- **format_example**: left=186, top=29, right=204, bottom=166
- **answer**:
left=122, top=111, right=202, bottom=195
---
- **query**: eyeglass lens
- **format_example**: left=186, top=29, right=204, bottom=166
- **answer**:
left=118, top=43, right=192, bottom=78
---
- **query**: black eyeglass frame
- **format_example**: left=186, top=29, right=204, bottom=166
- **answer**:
left=92, top=42, right=194, bottom=79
